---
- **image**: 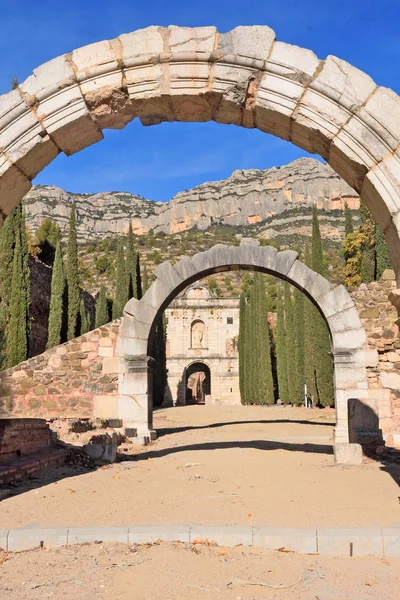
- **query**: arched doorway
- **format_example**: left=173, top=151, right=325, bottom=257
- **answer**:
left=185, top=361, right=211, bottom=405
left=117, top=241, right=377, bottom=464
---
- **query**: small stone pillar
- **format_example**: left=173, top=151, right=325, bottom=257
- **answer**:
left=118, top=355, right=157, bottom=443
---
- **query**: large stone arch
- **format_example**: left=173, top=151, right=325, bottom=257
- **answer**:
left=1, top=25, right=400, bottom=282
left=118, top=241, right=378, bottom=463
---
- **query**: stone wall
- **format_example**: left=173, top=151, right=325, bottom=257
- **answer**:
left=350, top=272, right=400, bottom=445
left=1, top=275, right=400, bottom=447
left=0, top=321, right=120, bottom=419
left=0, top=418, right=52, bottom=462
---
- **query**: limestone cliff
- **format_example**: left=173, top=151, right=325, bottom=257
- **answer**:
left=23, top=158, right=359, bottom=243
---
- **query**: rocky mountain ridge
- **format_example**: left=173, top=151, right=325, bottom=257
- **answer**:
left=23, top=158, right=360, bottom=243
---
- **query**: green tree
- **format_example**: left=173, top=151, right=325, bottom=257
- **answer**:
left=95, top=285, right=109, bottom=328
left=67, top=205, right=80, bottom=340
left=46, top=241, right=65, bottom=349
left=6, top=211, right=30, bottom=367
left=253, top=273, right=274, bottom=404
left=284, top=283, right=296, bottom=403
left=35, top=218, right=62, bottom=247
left=79, top=298, right=89, bottom=335
left=112, top=240, right=128, bottom=319
left=151, top=314, right=167, bottom=407
left=0, top=209, right=16, bottom=361
left=275, top=284, right=288, bottom=403
left=310, top=208, right=334, bottom=406
left=137, top=253, right=143, bottom=299
left=359, top=204, right=376, bottom=283
left=376, top=225, right=392, bottom=279
left=238, top=293, right=247, bottom=401
left=126, top=222, right=137, bottom=299
left=344, top=203, right=354, bottom=236
left=294, top=288, right=305, bottom=405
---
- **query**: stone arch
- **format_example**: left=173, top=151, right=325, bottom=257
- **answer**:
left=1, top=25, right=400, bottom=281
left=118, top=241, right=378, bottom=463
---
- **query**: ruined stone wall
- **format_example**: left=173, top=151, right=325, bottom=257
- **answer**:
left=349, top=272, right=400, bottom=445
left=0, top=321, right=120, bottom=419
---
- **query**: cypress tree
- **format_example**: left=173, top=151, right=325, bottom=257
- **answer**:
left=112, top=240, right=128, bottom=319
left=67, top=205, right=80, bottom=340
left=95, top=285, right=109, bottom=328
left=303, top=244, right=316, bottom=402
left=276, top=284, right=288, bottom=403
left=360, top=204, right=376, bottom=283
left=140, top=259, right=147, bottom=298
left=6, top=231, right=27, bottom=366
left=79, top=298, right=89, bottom=335
left=311, top=207, right=334, bottom=407
left=0, top=209, right=16, bottom=363
left=151, top=314, right=167, bottom=407
left=47, top=241, right=65, bottom=349
left=126, top=222, right=137, bottom=299
left=238, top=292, right=247, bottom=402
left=344, top=202, right=354, bottom=236
left=294, top=287, right=305, bottom=405
left=254, top=273, right=274, bottom=404
left=284, top=283, right=296, bottom=403
left=376, top=225, right=392, bottom=279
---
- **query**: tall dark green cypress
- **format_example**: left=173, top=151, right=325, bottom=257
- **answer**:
left=284, top=283, right=296, bottom=403
left=311, top=207, right=334, bottom=407
left=238, top=292, right=247, bottom=402
left=6, top=225, right=28, bottom=367
left=67, top=205, right=80, bottom=340
left=294, top=288, right=305, bottom=405
left=151, top=313, right=167, bottom=407
left=0, top=210, right=16, bottom=364
left=112, top=240, right=128, bottom=319
left=47, top=241, right=65, bottom=349
left=254, top=273, right=274, bottom=404
left=344, top=203, right=354, bottom=236
left=95, top=285, right=109, bottom=328
left=126, top=222, right=137, bottom=299
left=276, top=284, right=288, bottom=403
left=376, top=225, right=392, bottom=279
left=140, top=259, right=148, bottom=298
left=79, top=298, right=89, bottom=335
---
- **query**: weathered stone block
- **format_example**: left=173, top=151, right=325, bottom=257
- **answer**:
left=68, top=527, right=129, bottom=545
left=275, top=250, right=298, bottom=275
left=333, top=443, right=362, bottom=465
left=128, top=525, right=190, bottom=544
left=94, top=394, right=118, bottom=419
left=218, top=26, right=275, bottom=69
left=380, top=371, right=400, bottom=389
left=253, top=527, right=317, bottom=553
left=190, top=525, right=252, bottom=547
left=8, top=528, right=68, bottom=551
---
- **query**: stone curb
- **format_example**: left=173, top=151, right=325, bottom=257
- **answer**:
left=0, top=526, right=398, bottom=556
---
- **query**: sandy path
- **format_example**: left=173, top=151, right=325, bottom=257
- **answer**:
left=1, top=541, right=400, bottom=600
left=0, top=405, right=399, bottom=529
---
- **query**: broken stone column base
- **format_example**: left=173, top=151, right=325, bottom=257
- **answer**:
left=334, top=442, right=363, bottom=465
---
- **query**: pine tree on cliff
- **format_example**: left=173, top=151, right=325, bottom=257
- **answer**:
left=294, top=287, right=305, bottom=405
left=126, top=222, right=137, bottom=299
left=6, top=225, right=28, bottom=367
left=284, top=282, right=296, bottom=403
left=95, top=285, right=109, bottom=328
left=238, top=292, right=247, bottom=402
left=112, top=240, right=128, bottom=319
left=67, top=205, right=80, bottom=340
left=344, top=203, right=354, bottom=236
left=46, top=241, right=66, bottom=349
left=311, top=207, right=334, bottom=407
left=254, top=272, right=274, bottom=404
left=376, top=225, right=392, bottom=279
left=275, top=284, right=288, bottom=403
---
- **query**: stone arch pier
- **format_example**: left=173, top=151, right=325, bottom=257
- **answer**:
left=1, top=24, right=400, bottom=288
left=117, top=241, right=378, bottom=463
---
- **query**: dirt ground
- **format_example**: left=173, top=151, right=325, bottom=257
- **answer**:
left=1, top=540, right=400, bottom=600
left=0, top=405, right=399, bottom=529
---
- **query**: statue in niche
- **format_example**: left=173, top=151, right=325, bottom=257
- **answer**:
left=191, top=320, right=205, bottom=348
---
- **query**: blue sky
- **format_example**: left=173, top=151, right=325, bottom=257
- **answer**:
left=1, top=0, right=399, bottom=201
